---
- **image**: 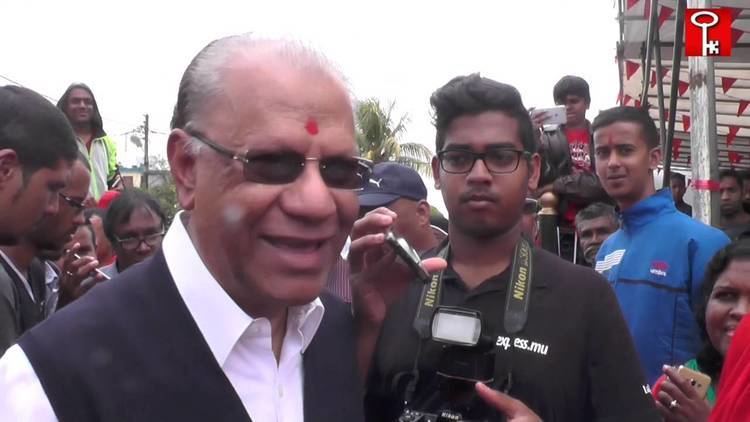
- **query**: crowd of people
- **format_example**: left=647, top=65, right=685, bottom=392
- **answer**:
left=0, top=33, right=748, bottom=421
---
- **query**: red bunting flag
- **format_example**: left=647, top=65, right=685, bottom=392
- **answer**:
left=682, top=115, right=691, bottom=131
left=727, top=126, right=740, bottom=146
left=658, top=6, right=674, bottom=29
left=673, top=139, right=682, bottom=160
left=738, top=100, right=750, bottom=117
left=627, top=0, right=639, bottom=11
left=651, top=67, right=670, bottom=88
left=650, top=70, right=656, bottom=88
left=733, top=29, right=744, bottom=46
left=623, top=94, right=633, bottom=106
left=729, top=8, right=743, bottom=20
left=722, top=77, right=737, bottom=94
left=626, top=61, right=640, bottom=80
left=729, top=151, right=743, bottom=165
left=678, top=81, right=690, bottom=97
left=635, top=99, right=642, bottom=108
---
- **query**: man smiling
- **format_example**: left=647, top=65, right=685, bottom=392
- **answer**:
left=0, top=35, right=371, bottom=421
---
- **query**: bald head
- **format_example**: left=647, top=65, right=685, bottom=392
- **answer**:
left=171, top=35, right=351, bottom=131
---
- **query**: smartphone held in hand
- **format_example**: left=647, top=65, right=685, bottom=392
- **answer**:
left=385, top=231, right=430, bottom=281
left=531, top=106, right=567, bottom=126
left=677, top=365, right=711, bottom=399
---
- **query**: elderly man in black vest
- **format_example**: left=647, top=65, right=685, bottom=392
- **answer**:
left=0, top=35, right=370, bottom=421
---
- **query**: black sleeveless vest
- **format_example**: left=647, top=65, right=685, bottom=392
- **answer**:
left=19, top=251, right=364, bottom=422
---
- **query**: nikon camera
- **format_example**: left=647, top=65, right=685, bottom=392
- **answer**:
left=397, top=307, right=503, bottom=422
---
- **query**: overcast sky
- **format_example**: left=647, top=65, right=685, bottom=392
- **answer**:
left=1, top=0, right=621, bottom=215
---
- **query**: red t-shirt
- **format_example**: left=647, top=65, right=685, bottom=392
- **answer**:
left=565, top=127, right=591, bottom=172
left=562, top=127, right=592, bottom=225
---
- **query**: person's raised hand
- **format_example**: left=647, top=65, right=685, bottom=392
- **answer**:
left=349, top=207, right=446, bottom=325
left=654, top=365, right=711, bottom=422
left=530, top=108, right=549, bottom=133
left=57, top=242, right=107, bottom=308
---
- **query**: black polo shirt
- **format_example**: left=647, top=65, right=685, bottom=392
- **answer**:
left=365, top=247, right=661, bottom=422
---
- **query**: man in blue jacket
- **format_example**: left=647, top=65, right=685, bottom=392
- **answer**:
left=592, top=106, right=729, bottom=384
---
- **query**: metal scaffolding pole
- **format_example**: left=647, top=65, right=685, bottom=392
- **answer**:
left=688, top=0, right=720, bottom=226
left=654, top=15, right=669, bottom=165
left=640, top=0, right=660, bottom=104
left=662, top=0, right=686, bottom=187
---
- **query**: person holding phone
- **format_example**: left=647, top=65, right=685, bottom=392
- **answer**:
left=0, top=35, right=374, bottom=421
left=532, top=76, right=610, bottom=231
left=653, top=240, right=750, bottom=421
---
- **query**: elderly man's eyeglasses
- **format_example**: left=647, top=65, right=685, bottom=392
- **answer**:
left=188, top=132, right=374, bottom=191
left=59, top=193, right=86, bottom=210
left=115, top=232, right=165, bottom=251
left=437, top=148, right=531, bottom=174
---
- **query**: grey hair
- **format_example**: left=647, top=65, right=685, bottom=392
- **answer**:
left=171, top=33, right=352, bottom=136
left=574, top=202, right=619, bottom=229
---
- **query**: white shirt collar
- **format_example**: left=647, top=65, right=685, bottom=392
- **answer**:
left=44, top=262, right=58, bottom=287
left=162, top=211, right=325, bottom=367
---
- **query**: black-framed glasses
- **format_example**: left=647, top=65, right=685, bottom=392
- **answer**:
left=59, top=192, right=86, bottom=210
left=437, top=148, right=530, bottom=174
left=115, top=231, right=165, bottom=251
left=188, top=131, right=374, bottom=191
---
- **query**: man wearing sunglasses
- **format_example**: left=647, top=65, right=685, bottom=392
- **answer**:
left=0, top=35, right=377, bottom=421
left=351, top=74, right=660, bottom=421
left=0, top=152, right=91, bottom=356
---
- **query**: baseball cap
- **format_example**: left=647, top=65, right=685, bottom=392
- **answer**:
left=358, top=162, right=428, bottom=207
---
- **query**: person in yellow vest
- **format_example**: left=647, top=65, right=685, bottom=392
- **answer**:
left=57, top=83, right=119, bottom=201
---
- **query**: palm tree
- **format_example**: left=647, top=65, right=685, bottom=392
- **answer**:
left=355, top=98, right=434, bottom=177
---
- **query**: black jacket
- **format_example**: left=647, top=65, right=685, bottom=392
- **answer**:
left=539, top=123, right=610, bottom=207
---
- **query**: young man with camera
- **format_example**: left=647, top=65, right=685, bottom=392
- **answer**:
left=350, top=74, right=660, bottom=421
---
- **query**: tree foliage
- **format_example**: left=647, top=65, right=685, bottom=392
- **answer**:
left=355, top=98, right=433, bottom=176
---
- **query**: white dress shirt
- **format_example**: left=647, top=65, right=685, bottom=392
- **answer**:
left=0, top=211, right=325, bottom=422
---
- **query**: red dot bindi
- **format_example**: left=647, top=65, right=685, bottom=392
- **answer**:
left=305, top=119, right=319, bottom=135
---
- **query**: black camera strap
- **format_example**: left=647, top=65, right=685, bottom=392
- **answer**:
left=412, top=237, right=533, bottom=337
left=404, top=237, right=534, bottom=403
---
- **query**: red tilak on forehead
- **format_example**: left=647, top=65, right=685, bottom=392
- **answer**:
left=607, top=134, right=614, bottom=147
left=305, top=119, right=319, bottom=135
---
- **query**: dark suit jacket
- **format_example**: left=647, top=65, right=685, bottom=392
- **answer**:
left=19, top=251, right=364, bottom=421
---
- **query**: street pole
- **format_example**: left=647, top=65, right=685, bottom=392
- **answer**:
left=144, top=113, right=149, bottom=189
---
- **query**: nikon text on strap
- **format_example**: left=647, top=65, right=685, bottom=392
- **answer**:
left=413, top=237, right=534, bottom=338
